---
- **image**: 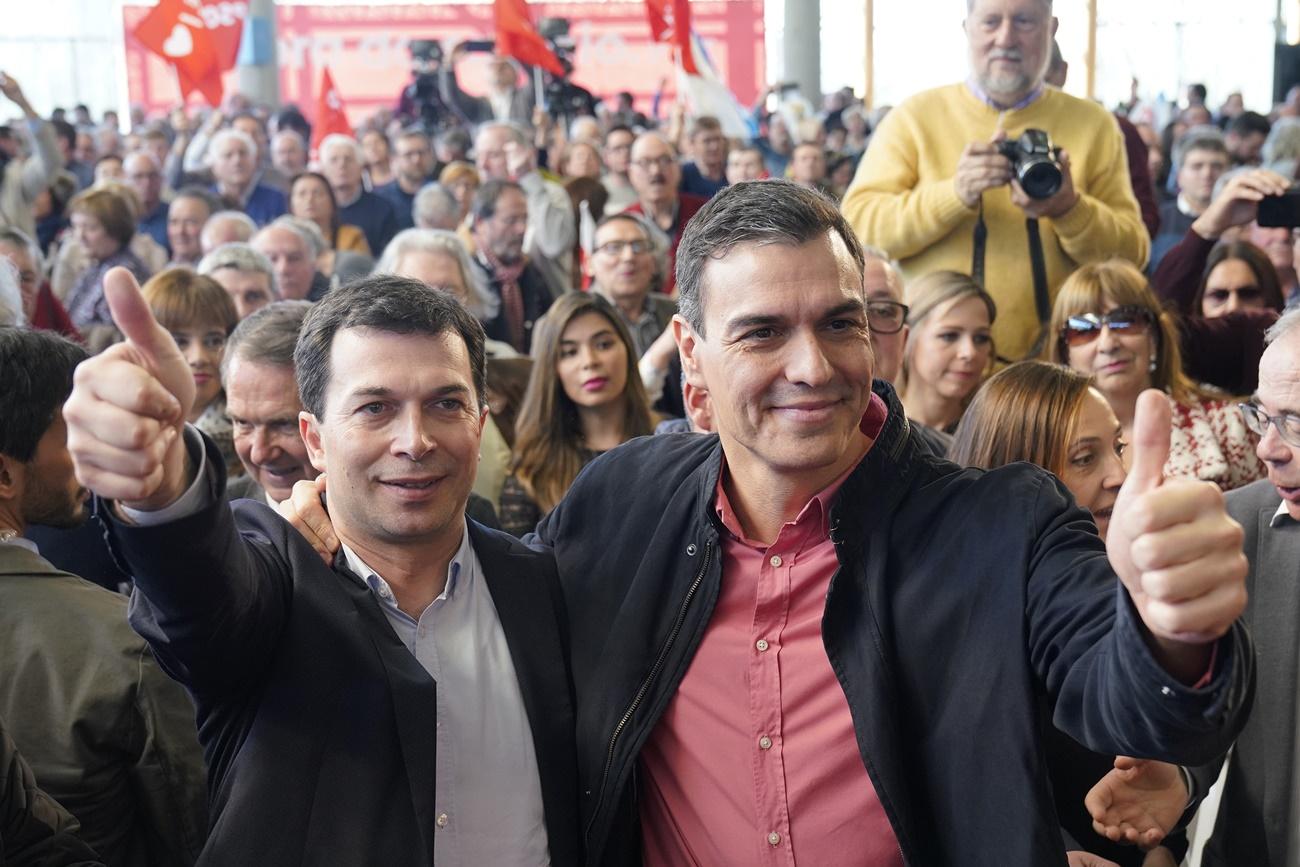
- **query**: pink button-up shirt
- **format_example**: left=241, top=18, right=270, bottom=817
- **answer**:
left=640, top=395, right=903, bottom=867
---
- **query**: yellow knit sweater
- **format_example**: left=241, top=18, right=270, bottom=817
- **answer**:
left=842, top=84, right=1149, bottom=360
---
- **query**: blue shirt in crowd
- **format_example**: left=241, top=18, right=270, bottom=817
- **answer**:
left=340, top=191, right=401, bottom=255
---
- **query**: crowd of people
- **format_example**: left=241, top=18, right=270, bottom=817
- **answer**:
left=1, top=0, right=1300, bottom=863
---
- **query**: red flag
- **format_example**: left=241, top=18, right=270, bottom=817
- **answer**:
left=644, top=0, right=699, bottom=76
left=312, top=66, right=352, bottom=152
left=132, top=0, right=224, bottom=105
left=197, top=0, right=246, bottom=72
left=493, top=0, right=564, bottom=78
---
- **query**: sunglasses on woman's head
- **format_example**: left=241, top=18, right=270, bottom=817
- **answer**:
left=1061, top=306, right=1155, bottom=348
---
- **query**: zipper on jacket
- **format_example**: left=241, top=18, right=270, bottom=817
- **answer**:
left=584, top=539, right=715, bottom=846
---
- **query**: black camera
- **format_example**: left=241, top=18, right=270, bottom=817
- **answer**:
left=998, top=129, right=1064, bottom=200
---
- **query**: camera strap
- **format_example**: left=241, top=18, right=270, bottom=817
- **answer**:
left=970, top=201, right=1052, bottom=359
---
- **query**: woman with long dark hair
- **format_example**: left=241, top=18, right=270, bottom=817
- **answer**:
left=499, top=292, right=656, bottom=536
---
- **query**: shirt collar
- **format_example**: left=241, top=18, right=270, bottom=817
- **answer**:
left=341, top=523, right=472, bottom=604
left=0, top=533, right=39, bottom=556
left=1271, top=498, right=1296, bottom=528
left=965, top=77, right=1044, bottom=112
left=714, top=392, right=888, bottom=544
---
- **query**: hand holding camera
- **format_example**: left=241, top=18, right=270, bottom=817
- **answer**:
left=1192, top=169, right=1293, bottom=238
left=955, top=128, right=1076, bottom=219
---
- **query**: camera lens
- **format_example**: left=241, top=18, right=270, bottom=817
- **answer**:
left=1019, top=159, right=1062, bottom=200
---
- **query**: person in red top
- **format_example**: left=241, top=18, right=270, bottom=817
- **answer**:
left=622, top=132, right=708, bottom=296
left=0, top=228, right=78, bottom=339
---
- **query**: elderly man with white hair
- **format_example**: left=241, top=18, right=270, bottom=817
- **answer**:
left=200, top=209, right=257, bottom=257
left=252, top=217, right=330, bottom=303
left=208, top=128, right=286, bottom=226
left=199, top=241, right=279, bottom=321
left=412, top=182, right=461, bottom=231
left=473, top=121, right=576, bottom=298
left=319, top=133, right=400, bottom=255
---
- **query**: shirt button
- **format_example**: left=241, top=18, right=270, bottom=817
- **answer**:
left=769, top=555, right=783, bottom=567
left=755, top=639, right=769, bottom=652
left=758, top=735, right=773, bottom=750
left=768, top=831, right=781, bottom=846
left=436, top=813, right=449, bottom=828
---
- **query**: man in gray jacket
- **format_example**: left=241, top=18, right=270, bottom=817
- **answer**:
left=0, top=328, right=207, bottom=866
left=1204, top=307, right=1300, bottom=865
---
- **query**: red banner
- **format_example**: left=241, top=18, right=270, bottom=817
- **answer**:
left=123, top=2, right=764, bottom=125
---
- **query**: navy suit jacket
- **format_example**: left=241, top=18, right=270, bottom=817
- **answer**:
left=104, top=433, right=581, bottom=866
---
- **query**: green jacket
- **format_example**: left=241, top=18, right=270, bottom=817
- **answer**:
left=0, top=543, right=206, bottom=866
left=0, top=713, right=101, bottom=866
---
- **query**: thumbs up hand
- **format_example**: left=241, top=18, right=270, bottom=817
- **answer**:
left=1105, top=391, right=1248, bottom=679
left=64, top=267, right=196, bottom=511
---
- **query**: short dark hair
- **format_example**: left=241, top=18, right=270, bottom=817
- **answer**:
left=172, top=185, right=221, bottom=215
left=0, top=328, right=88, bottom=462
left=675, top=180, right=865, bottom=335
left=222, top=300, right=313, bottom=383
left=604, top=124, right=634, bottom=145
left=294, top=275, right=488, bottom=417
left=470, top=178, right=524, bottom=223
left=1228, top=111, right=1271, bottom=139
left=51, top=119, right=76, bottom=152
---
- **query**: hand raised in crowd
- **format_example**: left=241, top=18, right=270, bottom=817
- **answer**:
left=1085, top=756, right=1186, bottom=848
left=1191, top=168, right=1292, bottom=240
left=0, top=71, right=35, bottom=116
left=504, top=139, right=535, bottom=181
left=1104, top=390, right=1248, bottom=681
left=280, top=474, right=339, bottom=564
left=1011, top=147, right=1079, bottom=220
left=63, top=268, right=195, bottom=511
left=953, top=130, right=1013, bottom=209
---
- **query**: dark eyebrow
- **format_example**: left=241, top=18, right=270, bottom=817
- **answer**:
left=348, top=384, right=471, bottom=400
left=723, top=301, right=866, bottom=335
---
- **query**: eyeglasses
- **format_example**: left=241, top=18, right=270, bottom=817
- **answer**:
left=631, top=155, right=676, bottom=172
left=1061, top=306, right=1155, bottom=348
left=1239, top=402, right=1300, bottom=447
left=865, top=299, right=908, bottom=335
left=594, top=239, right=652, bottom=257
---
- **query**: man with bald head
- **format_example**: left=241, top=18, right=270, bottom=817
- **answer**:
left=474, top=122, right=575, bottom=297
left=624, top=132, right=709, bottom=295
left=270, top=130, right=308, bottom=178
left=842, top=0, right=1147, bottom=361
left=252, top=219, right=328, bottom=303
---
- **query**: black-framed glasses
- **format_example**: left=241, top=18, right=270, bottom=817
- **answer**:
left=1061, top=306, right=1155, bottom=348
left=866, top=300, right=908, bottom=335
left=1239, top=402, right=1300, bottom=447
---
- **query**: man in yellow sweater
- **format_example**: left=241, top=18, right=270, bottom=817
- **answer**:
left=842, top=0, right=1148, bottom=361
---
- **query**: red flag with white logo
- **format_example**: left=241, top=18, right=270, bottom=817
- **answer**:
left=312, top=66, right=352, bottom=151
left=131, top=0, right=225, bottom=105
left=493, top=0, right=564, bottom=78
left=198, top=0, right=246, bottom=72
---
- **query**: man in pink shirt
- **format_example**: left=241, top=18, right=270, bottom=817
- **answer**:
left=532, top=180, right=1252, bottom=866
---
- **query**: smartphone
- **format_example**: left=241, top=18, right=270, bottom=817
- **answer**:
left=462, top=40, right=496, bottom=53
left=1257, top=187, right=1300, bottom=228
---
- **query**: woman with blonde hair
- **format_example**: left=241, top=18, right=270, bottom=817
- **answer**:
left=896, top=270, right=996, bottom=433
left=1046, top=258, right=1264, bottom=490
left=950, top=360, right=1188, bottom=867
left=141, top=267, right=242, bottom=476
left=438, top=161, right=481, bottom=226
left=499, top=292, right=656, bottom=536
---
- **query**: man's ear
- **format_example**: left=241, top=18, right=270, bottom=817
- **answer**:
left=300, top=412, right=327, bottom=474
left=672, top=313, right=707, bottom=387
left=0, top=453, right=23, bottom=506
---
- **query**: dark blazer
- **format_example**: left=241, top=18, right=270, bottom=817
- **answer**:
left=533, top=381, right=1253, bottom=867
left=105, top=433, right=581, bottom=866
left=1203, top=479, right=1300, bottom=866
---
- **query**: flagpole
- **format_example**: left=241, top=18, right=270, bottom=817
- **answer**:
left=534, top=65, right=547, bottom=113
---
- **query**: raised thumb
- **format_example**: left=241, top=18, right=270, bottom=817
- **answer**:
left=1123, top=389, right=1171, bottom=494
left=104, top=267, right=177, bottom=367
